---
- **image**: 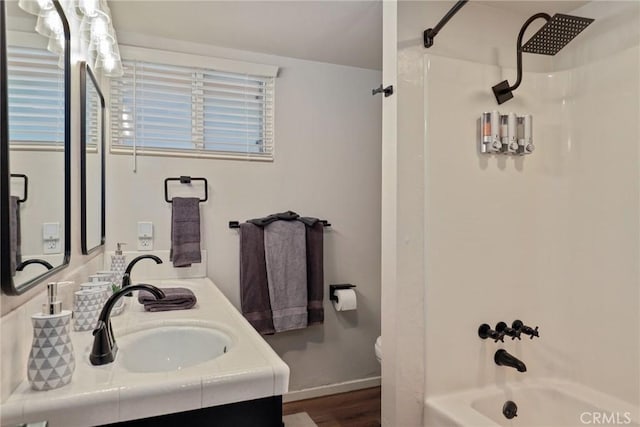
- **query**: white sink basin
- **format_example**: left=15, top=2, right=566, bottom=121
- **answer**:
left=117, top=326, right=232, bottom=373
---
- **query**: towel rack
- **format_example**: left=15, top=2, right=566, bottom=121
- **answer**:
left=10, top=173, right=28, bottom=204
left=164, top=176, right=208, bottom=203
left=228, top=219, right=331, bottom=229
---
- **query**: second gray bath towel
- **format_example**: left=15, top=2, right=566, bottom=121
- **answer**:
left=264, top=220, right=308, bottom=332
left=240, top=222, right=275, bottom=335
left=170, top=197, right=202, bottom=268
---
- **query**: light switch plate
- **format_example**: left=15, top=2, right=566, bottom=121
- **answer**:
left=137, top=221, right=153, bottom=251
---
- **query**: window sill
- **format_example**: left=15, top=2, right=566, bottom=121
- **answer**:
left=109, top=147, right=273, bottom=162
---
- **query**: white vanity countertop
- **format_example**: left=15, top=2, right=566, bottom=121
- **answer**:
left=1, top=278, right=289, bottom=427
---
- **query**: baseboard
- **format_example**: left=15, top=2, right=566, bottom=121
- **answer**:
left=283, top=376, right=381, bottom=403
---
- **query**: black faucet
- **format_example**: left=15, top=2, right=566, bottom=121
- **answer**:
left=122, top=254, right=163, bottom=296
left=494, top=349, right=527, bottom=372
left=16, top=258, right=54, bottom=271
left=90, top=284, right=165, bottom=366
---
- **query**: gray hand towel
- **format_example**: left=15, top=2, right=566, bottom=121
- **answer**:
left=240, top=223, right=275, bottom=335
left=138, top=287, right=197, bottom=312
left=304, top=220, right=324, bottom=325
left=264, top=220, right=308, bottom=332
left=9, top=196, right=20, bottom=276
left=170, top=197, right=202, bottom=268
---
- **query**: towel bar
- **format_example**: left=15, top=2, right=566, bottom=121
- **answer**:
left=164, top=176, right=208, bottom=203
left=228, top=219, right=331, bottom=229
left=10, top=173, right=28, bottom=204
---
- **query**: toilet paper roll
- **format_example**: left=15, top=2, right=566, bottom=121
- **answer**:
left=332, top=289, right=357, bottom=311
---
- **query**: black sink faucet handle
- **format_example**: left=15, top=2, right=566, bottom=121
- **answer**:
left=478, top=323, right=505, bottom=343
left=512, top=320, right=540, bottom=339
left=496, top=321, right=522, bottom=340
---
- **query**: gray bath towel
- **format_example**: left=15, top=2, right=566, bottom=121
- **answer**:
left=138, top=287, right=197, bottom=312
left=239, top=223, right=275, bottom=335
left=304, top=220, right=324, bottom=325
left=9, top=196, right=20, bottom=276
left=264, top=220, right=308, bottom=332
left=170, top=197, right=202, bottom=268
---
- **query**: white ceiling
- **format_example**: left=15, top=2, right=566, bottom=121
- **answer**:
left=478, top=1, right=588, bottom=16
left=108, top=0, right=590, bottom=71
left=109, top=1, right=383, bottom=70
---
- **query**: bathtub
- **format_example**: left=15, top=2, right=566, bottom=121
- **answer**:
left=425, top=379, right=640, bottom=427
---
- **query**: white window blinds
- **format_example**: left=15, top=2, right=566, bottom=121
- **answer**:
left=110, top=59, right=275, bottom=160
left=7, top=46, right=64, bottom=146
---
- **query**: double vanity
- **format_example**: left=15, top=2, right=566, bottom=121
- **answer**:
left=1, top=278, right=289, bottom=427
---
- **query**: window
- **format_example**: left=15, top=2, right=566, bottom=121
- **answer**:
left=110, top=55, right=276, bottom=161
left=7, top=45, right=65, bottom=147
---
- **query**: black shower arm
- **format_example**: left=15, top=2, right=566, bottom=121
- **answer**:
left=506, top=13, right=551, bottom=93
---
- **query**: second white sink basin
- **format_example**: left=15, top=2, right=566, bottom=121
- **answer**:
left=117, top=325, right=232, bottom=373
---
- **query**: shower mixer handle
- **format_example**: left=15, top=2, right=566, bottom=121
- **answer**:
left=478, top=323, right=505, bottom=342
left=512, top=320, right=539, bottom=339
left=496, top=321, right=521, bottom=340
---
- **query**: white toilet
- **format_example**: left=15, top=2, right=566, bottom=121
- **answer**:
left=375, top=336, right=382, bottom=363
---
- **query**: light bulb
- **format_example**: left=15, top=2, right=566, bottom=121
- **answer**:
left=37, top=0, right=53, bottom=10
left=103, top=54, right=115, bottom=72
left=91, top=16, right=108, bottom=40
left=35, top=9, right=63, bottom=37
left=99, top=37, right=113, bottom=56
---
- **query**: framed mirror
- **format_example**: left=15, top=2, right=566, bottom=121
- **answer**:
left=80, top=62, right=105, bottom=254
left=0, top=0, right=71, bottom=295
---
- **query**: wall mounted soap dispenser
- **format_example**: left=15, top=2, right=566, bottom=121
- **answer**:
left=27, top=282, right=75, bottom=391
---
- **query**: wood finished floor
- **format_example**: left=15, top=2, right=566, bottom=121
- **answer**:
left=283, top=387, right=381, bottom=427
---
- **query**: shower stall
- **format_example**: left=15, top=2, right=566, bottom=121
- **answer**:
left=381, top=1, right=640, bottom=426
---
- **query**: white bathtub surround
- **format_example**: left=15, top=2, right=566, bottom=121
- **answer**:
left=1, top=278, right=289, bottom=427
left=385, top=2, right=640, bottom=425
left=425, top=378, right=640, bottom=427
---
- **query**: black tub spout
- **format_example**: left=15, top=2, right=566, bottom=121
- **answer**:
left=494, top=349, right=527, bottom=372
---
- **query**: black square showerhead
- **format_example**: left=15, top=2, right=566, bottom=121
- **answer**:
left=521, top=13, right=594, bottom=56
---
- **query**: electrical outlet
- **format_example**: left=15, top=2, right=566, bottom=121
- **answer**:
left=42, top=222, right=61, bottom=254
left=137, top=221, right=153, bottom=251
left=138, top=237, right=153, bottom=251
left=43, top=239, right=61, bottom=254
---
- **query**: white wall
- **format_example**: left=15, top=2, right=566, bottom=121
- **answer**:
left=10, top=151, right=65, bottom=257
left=1, top=2, right=106, bottom=404
left=392, top=1, right=640, bottom=424
left=105, top=34, right=382, bottom=392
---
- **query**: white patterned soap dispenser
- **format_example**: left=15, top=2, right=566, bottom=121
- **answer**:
left=110, top=242, right=127, bottom=288
left=27, top=282, right=75, bottom=391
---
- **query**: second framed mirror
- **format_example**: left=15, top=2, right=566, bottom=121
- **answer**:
left=80, top=61, right=105, bottom=254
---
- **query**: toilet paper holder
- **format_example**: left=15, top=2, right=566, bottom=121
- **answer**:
left=329, top=284, right=356, bottom=301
